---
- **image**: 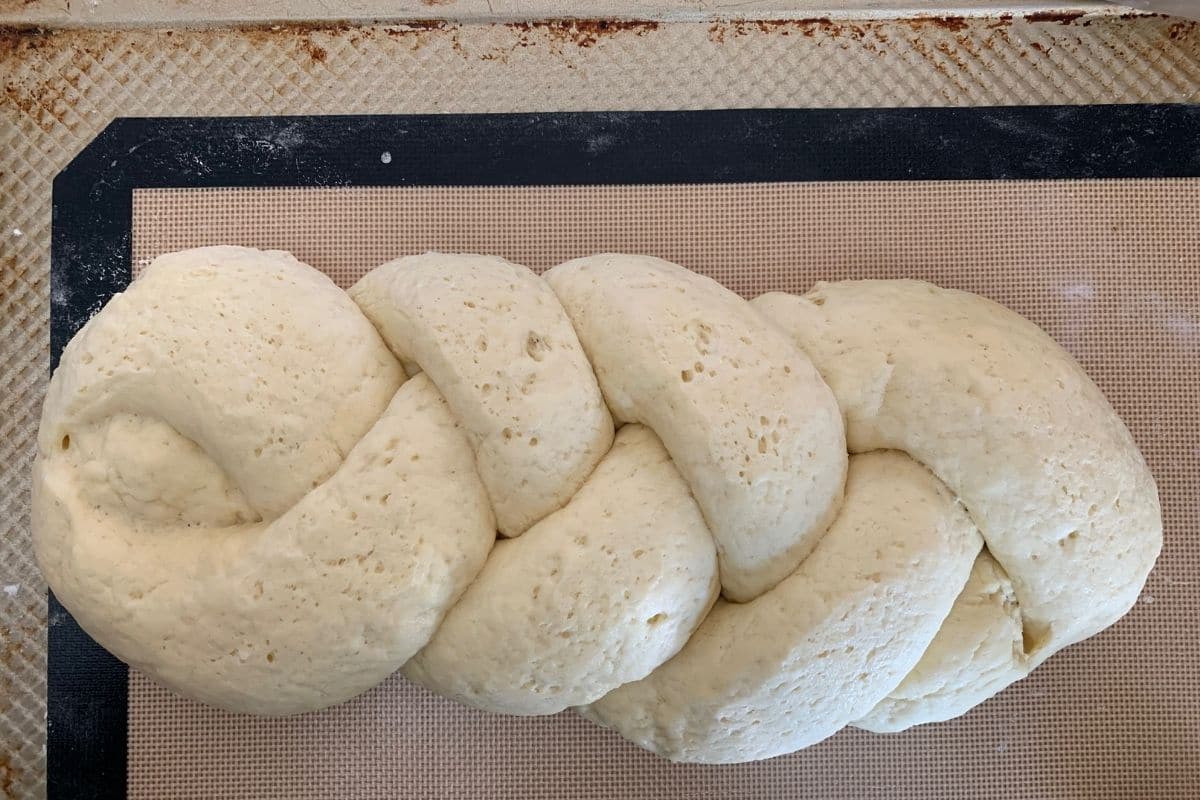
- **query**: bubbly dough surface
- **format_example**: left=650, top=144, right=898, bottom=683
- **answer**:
left=35, top=247, right=496, bottom=714
left=583, top=451, right=981, bottom=763
left=34, top=249, right=1161, bottom=753
left=351, top=253, right=613, bottom=537
left=755, top=280, right=1162, bottom=728
left=547, top=254, right=846, bottom=602
left=404, top=424, right=718, bottom=715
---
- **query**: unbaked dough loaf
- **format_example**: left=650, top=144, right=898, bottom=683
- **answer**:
left=33, top=248, right=1161, bottom=760
left=34, top=247, right=495, bottom=713
left=582, top=451, right=981, bottom=762
left=754, top=281, right=1162, bottom=732
left=404, top=424, right=718, bottom=715
left=546, top=254, right=846, bottom=603
left=350, top=253, right=613, bottom=537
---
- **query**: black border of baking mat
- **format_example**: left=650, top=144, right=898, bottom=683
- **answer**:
left=48, top=105, right=1200, bottom=799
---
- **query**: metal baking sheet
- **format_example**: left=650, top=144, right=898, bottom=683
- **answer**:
left=3, top=12, right=1199, bottom=799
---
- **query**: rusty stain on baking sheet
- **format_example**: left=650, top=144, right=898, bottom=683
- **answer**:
left=512, top=19, right=660, bottom=48
left=703, top=12, right=1102, bottom=44
left=1025, top=10, right=1088, bottom=24
left=0, top=754, right=18, bottom=800
left=0, top=609, right=41, bottom=776
left=300, top=37, right=327, bottom=63
left=690, top=12, right=1197, bottom=86
left=1170, top=21, right=1197, bottom=41
left=477, top=20, right=659, bottom=62
left=3, top=14, right=1199, bottom=124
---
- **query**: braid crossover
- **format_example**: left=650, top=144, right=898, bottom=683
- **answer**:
left=33, top=247, right=1161, bottom=763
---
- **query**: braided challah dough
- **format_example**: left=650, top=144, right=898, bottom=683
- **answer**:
left=33, top=246, right=1161, bottom=762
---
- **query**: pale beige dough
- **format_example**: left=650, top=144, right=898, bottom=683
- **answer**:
left=856, top=550, right=1025, bottom=732
left=34, top=247, right=496, bottom=714
left=404, top=424, right=718, bottom=715
left=33, top=251, right=1162, bottom=753
left=350, top=253, right=613, bottom=537
left=546, top=254, right=846, bottom=602
left=582, top=451, right=981, bottom=763
left=754, top=280, right=1162, bottom=730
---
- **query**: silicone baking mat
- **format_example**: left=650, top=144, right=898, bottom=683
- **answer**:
left=6, top=15, right=1200, bottom=798
left=37, top=108, right=1199, bottom=799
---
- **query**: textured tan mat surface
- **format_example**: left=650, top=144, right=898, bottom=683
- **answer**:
left=124, top=180, right=1200, bottom=799
left=3, top=12, right=1200, bottom=799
